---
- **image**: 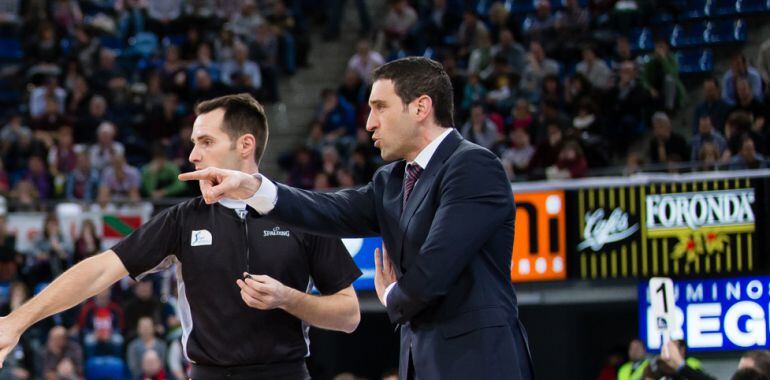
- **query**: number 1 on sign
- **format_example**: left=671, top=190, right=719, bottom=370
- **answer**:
left=649, top=277, right=676, bottom=350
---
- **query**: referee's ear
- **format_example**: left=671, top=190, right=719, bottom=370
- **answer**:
left=237, top=133, right=257, bottom=162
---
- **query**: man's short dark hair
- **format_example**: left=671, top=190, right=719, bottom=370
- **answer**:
left=733, top=367, right=770, bottom=380
left=195, top=93, right=269, bottom=165
left=742, top=350, right=770, bottom=377
left=371, top=57, right=454, bottom=128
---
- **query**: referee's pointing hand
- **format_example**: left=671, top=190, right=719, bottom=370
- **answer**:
left=178, top=167, right=261, bottom=204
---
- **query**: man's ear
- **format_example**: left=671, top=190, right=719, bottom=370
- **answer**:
left=239, top=134, right=256, bottom=159
left=412, top=95, right=433, bottom=123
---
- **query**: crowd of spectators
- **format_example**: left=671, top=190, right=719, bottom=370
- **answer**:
left=279, top=0, right=770, bottom=189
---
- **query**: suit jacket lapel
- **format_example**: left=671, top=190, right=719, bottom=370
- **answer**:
left=384, top=160, right=406, bottom=273
left=399, top=129, right=463, bottom=231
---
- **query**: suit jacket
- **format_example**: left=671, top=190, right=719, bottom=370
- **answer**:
left=270, top=129, right=533, bottom=379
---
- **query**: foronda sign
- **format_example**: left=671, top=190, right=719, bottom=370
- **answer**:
left=646, top=189, right=755, bottom=233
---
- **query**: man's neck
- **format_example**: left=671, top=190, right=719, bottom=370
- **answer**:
left=404, top=126, right=449, bottom=162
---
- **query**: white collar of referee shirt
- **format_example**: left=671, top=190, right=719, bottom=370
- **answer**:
left=218, top=198, right=247, bottom=210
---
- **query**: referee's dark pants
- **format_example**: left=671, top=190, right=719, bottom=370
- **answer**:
left=190, top=360, right=311, bottom=380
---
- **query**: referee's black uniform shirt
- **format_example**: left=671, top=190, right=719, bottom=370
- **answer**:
left=111, top=197, right=361, bottom=370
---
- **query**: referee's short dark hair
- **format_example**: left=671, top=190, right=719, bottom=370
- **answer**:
left=371, top=56, right=454, bottom=128
left=195, top=93, right=269, bottom=165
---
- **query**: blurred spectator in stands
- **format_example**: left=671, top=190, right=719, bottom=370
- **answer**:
left=139, top=349, right=166, bottom=380
left=285, top=146, right=319, bottom=190
left=617, top=339, right=649, bottom=380
left=697, top=142, right=722, bottom=172
left=417, top=0, right=461, bottom=51
left=729, top=136, right=767, bottom=170
left=189, top=42, right=221, bottom=84
left=188, top=68, right=226, bottom=105
left=758, top=37, right=770, bottom=88
left=127, top=316, right=167, bottom=378
left=118, top=0, right=149, bottom=43
left=317, top=88, right=356, bottom=144
left=145, top=93, right=183, bottom=145
left=9, top=179, right=40, bottom=212
left=693, top=77, right=730, bottom=134
left=50, top=0, right=83, bottom=35
left=313, top=173, right=333, bottom=190
left=611, top=36, right=638, bottom=71
left=23, top=156, right=51, bottom=201
left=468, top=32, right=493, bottom=78
left=320, top=146, right=342, bottom=182
left=739, top=350, right=770, bottom=378
left=521, top=41, right=559, bottom=102
left=335, top=167, right=355, bottom=188
left=266, top=0, right=303, bottom=73
left=222, top=42, right=262, bottom=91
left=1, top=113, right=32, bottom=157
left=577, top=44, right=611, bottom=90
left=554, top=0, right=590, bottom=60
left=338, top=70, right=366, bottom=115
left=98, top=153, right=140, bottom=205
left=350, top=146, right=375, bottom=185
left=724, top=111, right=759, bottom=159
left=623, top=151, right=644, bottom=176
left=383, top=0, right=418, bottom=52
left=0, top=215, right=18, bottom=282
left=347, top=39, right=384, bottom=85
left=214, top=27, right=238, bottom=63
left=89, top=121, right=124, bottom=172
left=77, top=288, right=124, bottom=357
left=460, top=74, right=487, bottom=113
left=25, top=22, right=62, bottom=72
left=530, top=123, right=565, bottom=176
left=509, top=98, right=535, bottom=133
left=64, top=151, right=100, bottom=202
left=691, top=115, right=727, bottom=162
left=141, top=144, right=185, bottom=200
left=324, top=0, right=370, bottom=41
left=723, top=54, right=763, bottom=105
left=29, top=77, right=66, bottom=120
left=91, top=48, right=127, bottom=95
left=160, top=45, right=187, bottom=95
left=564, top=73, right=591, bottom=116
left=147, top=0, right=182, bottom=39
left=38, top=326, right=83, bottom=380
left=526, top=0, right=556, bottom=45
left=75, top=95, right=109, bottom=144
left=608, top=61, right=648, bottom=151
left=0, top=0, right=21, bottom=34
left=491, top=29, right=526, bottom=75
left=47, top=126, right=78, bottom=196
left=597, top=346, right=625, bottom=380
left=30, top=95, right=68, bottom=134
left=166, top=124, right=195, bottom=176
left=648, top=112, right=688, bottom=165
left=65, top=75, right=92, bottom=118
left=123, top=280, right=164, bottom=341
left=642, top=38, right=685, bottom=112
left=461, top=103, right=499, bottom=151
left=731, top=77, right=764, bottom=121
left=501, top=128, right=535, bottom=180
left=229, top=0, right=264, bottom=42
left=73, top=219, right=100, bottom=264
left=27, top=213, right=71, bottom=284
left=547, top=140, right=587, bottom=179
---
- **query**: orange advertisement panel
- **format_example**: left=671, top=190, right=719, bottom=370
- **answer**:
left=511, top=191, right=567, bottom=282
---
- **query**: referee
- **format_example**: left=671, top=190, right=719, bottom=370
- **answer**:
left=0, top=94, right=362, bottom=380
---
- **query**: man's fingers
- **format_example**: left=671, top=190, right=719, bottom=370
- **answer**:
left=0, top=347, right=11, bottom=368
left=178, top=168, right=214, bottom=182
left=240, top=289, right=266, bottom=309
left=374, top=248, right=382, bottom=273
left=382, top=246, right=392, bottom=272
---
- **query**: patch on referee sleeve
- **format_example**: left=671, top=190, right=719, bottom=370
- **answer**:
left=190, top=230, right=213, bottom=246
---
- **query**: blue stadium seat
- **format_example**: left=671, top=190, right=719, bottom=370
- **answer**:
left=682, top=0, right=715, bottom=19
left=34, top=282, right=49, bottom=295
left=100, top=35, right=124, bottom=56
left=505, top=0, right=536, bottom=15
left=629, top=28, right=653, bottom=52
left=677, top=49, right=714, bottom=74
left=714, top=0, right=740, bottom=15
left=162, top=34, right=185, bottom=47
left=706, top=19, right=747, bottom=44
left=735, top=0, right=770, bottom=14
left=0, top=38, right=23, bottom=61
left=85, top=356, right=127, bottom=380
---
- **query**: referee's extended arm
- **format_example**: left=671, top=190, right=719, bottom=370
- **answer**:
left=0, top=250, right=128, bottom=366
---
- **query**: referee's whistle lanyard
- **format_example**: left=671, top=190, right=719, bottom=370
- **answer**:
left=237, top=209, right=250, bottom=274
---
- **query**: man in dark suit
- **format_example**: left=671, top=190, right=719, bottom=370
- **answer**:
left=179, top=57, right=534, bottom=380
